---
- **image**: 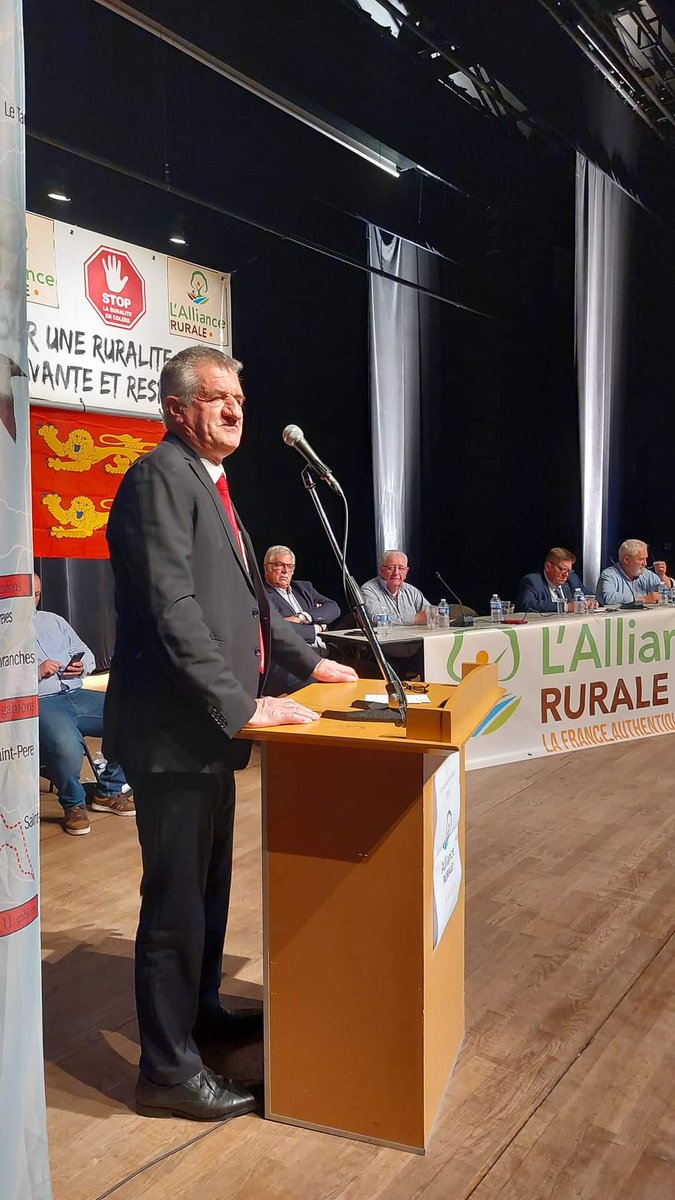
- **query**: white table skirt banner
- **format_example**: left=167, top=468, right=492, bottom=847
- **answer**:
left=422, top=609, right=675, bottom=769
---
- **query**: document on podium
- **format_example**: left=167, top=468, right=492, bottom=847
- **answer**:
left=432, top=753, right=462, bottom=949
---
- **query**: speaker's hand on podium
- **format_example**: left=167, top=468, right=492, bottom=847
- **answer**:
left=248, top=696, right=319, bottom=726
left=311, top=659, right=358, bottom=684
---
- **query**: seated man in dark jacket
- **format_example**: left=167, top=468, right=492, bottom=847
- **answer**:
left=262, top=545, right=341, bottom=694
left=515, top=547, right=597, bottom=614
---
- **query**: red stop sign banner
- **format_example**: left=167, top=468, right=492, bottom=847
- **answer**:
left=83, top=245, right=147, bottom=330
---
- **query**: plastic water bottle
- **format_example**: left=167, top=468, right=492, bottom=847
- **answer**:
left=375, top=612, right=391, bottom=639
left=490, top=593, right=503, bottom=624
left=438, top=598, right=450, bottom=629
left=659, top=584, right=668, bottom=605
left=573, top=588, right=585, bottom=614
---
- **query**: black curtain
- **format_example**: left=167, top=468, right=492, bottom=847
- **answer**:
left=419, top=202, right=580, bottom=614
left=615, top=207, right=675, bottom=566
left=226, top=236, right=373, bottom=602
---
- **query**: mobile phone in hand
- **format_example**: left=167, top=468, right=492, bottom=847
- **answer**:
left=58, top=650, right=85, bottom=676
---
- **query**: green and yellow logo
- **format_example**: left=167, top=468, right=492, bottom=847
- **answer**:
left=446, top=630, right=522, bottom=736
left=188, top=270, right=209, bottom=305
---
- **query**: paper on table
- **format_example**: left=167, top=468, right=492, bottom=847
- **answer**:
left=433, top=753, right=462, bottom=949
left=364, top=693, right=430, bottom=704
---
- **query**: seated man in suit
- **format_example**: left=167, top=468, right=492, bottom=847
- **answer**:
left=596, top=539, right=673, bottom=604
left=515, top=547, right=597, bottom=614
left=262, top=545, right=341, bottom=695
left=35, top=574, right=134, bottom=836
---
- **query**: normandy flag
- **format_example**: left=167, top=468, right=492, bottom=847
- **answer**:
left=30, top=404, right=163, bottom=557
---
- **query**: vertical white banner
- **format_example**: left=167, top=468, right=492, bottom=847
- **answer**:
left=575, top=153, right=628, bottom=588
left=0, top=2, right=52, bottom=1197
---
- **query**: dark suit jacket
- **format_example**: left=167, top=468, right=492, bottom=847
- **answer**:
left=264, top=580, right=341, bottom=644
left=103, top=433, right=318, bottom=779
left=515, top=569, right=586, bottom=614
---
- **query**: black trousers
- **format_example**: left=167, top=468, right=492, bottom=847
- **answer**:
left=133, top=770, right=236, bottom=1085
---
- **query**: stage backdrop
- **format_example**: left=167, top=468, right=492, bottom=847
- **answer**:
left=0, top=2, right=52, bottom=1197
left=26, top=212, right=231, bottom=416
left=31, top=404, right=163, bottom=557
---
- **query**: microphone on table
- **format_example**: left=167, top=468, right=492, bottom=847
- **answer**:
left=435, top=571, right=471, bottom=626
left=282, top=425, right=342, bottom=494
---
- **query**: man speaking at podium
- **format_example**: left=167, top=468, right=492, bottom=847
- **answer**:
left=105, top=346, right=355, bottom=1123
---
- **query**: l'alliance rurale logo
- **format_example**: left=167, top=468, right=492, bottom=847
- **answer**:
left=188, top=270, right=209, bottom=304
left=445, top=616, right=675, bottom=740
left=446, top=627, right=522, bottom=684
left=447, top=619, right=675, bottom=686
left=446, top=630, right=522, bottom=736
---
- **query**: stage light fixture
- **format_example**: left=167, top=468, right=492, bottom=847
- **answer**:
left=94, top=0, right=402, bottom=179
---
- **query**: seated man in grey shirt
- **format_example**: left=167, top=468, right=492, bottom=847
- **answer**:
left=34, top=574, right=134, bottom=837
left=361, top=550, right=430, bottom=626
left=596, top=539, right=673, bottom=604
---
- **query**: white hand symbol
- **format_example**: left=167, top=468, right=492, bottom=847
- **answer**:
left=102, top=254, right=128, bottom=293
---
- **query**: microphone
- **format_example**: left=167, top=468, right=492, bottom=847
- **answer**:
left=435, top=570, right=470, bottom=627
left=282, top=425, right=341, bottom=494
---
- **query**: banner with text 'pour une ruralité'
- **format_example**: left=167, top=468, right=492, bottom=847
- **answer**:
left=26, top=212, right=232, bottom=417
left=0, top=2, right=52, bottom=1197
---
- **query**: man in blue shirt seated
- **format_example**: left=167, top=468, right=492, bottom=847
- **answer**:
left=596, top=540, right=673, bottom=605
left=361, top=550, right=431, bottom=625
left=35, top=575, right=134, bottom=836
left=515, top=547, right=597, bottom=614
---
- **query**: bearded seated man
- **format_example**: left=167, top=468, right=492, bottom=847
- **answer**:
left=596, top=539, right=673, bottom=605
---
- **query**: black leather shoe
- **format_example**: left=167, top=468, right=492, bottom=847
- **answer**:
left=193, top=1005, right=263, bottom=1046
left=136, top=1067, right=257, bottom=1121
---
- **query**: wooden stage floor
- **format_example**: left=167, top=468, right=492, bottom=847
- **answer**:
left=40, top=736, right=675, bottom=1200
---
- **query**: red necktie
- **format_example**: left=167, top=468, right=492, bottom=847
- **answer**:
left=215, top=474, right=265, bottom=674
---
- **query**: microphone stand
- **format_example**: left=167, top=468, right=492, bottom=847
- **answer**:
left=300, top=464, right=407, bottom=724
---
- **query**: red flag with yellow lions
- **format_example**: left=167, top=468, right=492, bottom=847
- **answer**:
left=31, top=404, right=164, bottom=557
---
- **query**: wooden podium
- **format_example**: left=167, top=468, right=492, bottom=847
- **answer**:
left=239, top=664, right=501, bottom=1153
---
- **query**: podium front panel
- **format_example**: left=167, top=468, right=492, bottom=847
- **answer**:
left=262, top=740, right=466, bottom=1151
